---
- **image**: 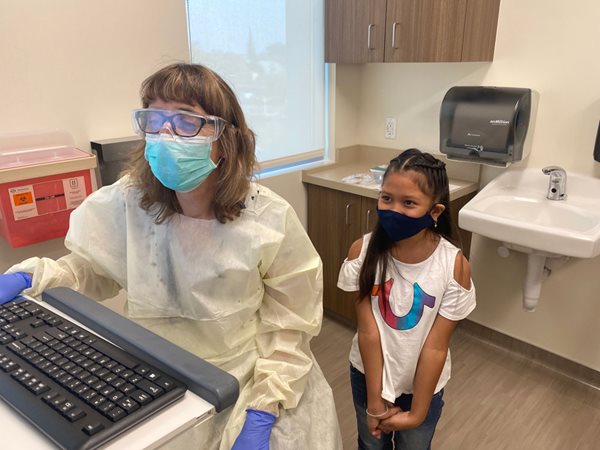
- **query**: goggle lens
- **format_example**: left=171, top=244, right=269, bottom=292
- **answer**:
left=132, top=109, right=226, bottom=141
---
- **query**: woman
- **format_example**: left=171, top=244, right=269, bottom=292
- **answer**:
left=1, top=63, right=342, bottom=449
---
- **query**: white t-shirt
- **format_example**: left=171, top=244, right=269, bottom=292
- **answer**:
left=337, top=233, right=476, bottom=402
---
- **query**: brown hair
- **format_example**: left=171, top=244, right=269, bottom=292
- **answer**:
left=126, top=63, right=257, bottom=223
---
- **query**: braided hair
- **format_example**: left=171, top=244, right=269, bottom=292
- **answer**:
left=358, top=148, right=461, bottom=302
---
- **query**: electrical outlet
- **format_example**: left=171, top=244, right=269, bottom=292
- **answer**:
left=385, top=117, right=397, bottom=139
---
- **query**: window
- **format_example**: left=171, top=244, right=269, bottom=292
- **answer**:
left=186, top=0, right=325, bottom=168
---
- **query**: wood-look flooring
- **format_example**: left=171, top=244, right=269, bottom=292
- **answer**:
left=311, top=316, right=600, bottom=450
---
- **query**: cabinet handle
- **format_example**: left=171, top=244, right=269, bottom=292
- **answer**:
left=391, top=22, right=399, bottom=49
left=367, top=24, right=375, bottom=50
left=345, top=203, right=352, bottom=225
left=366, top=209, right=372, bottom=233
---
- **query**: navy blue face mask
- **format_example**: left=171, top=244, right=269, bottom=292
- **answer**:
left=377, top=208, right=435, bottom=241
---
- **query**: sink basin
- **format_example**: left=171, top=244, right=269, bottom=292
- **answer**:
left=459, top=168, right=600, bottom=258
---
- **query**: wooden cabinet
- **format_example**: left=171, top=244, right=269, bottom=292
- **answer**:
left=306, top=184, right=377, bottom=325
left=324, top=0, right=387, bottom=64
left=325, top=0, right=501, bottom=63
left=306, top=183, right=476, bottom=326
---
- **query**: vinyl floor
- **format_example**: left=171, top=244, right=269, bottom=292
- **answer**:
left=311, top=316, right=600, bottom=450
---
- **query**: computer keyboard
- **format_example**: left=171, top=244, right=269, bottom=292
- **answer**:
left=0, top=298, right=187, bottom=450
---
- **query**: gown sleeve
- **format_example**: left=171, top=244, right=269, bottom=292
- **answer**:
left=248, top=203, right=324, bottom=416
left=6, top=181, right=127, bottom=301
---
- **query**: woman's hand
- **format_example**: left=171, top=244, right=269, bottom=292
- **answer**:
left=231, top=409, right=276, bottom=450
left=378, top=410, right=424, bottom=433
left=0, top=272, right=32, bottom=304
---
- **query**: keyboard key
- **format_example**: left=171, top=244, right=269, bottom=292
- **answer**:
left=46, top=328, right=69, bottom=341
left=58, top=400, right=75, bottom=414
left=7, top=341, right=27, bottom=354
left=99, top=385, right=115, bottom=397
left=0, top=360, right=18, bottom=373
left=91, top=396, right=107, bottom=409
left=66, top=379, right=82, bottom=391
left=120, top=369, right=134, bottom=379
left=145, top=371, right=160, bottom=381
left=118, top=397, right=139, bottom=414
left=50, top=395, right=68, bottom=408
left=82, top=422, right=105, bottom=435
left=136, top=379, right=164, bottom=398
left=108, top=391, right=124, bottom=403
left=135, top=365, right=151, bottom=376
left=0, top=334, right=14, bottom=344
left=66, top=408, right=86, bottom=422
left=21, top=336, right=36, bottom=346
left=29, top=382, right=50, bottom=395
left=129, top=374, right=143, bottom=384
left=41, top=391, right=59, bottom=403
left=30, top=319, right=45, bottom=328
left=107, top=406, right=126, bottom=422
left=74, top=385, right=90, bottom=396
left=130, top=390, right=152, bottom=406
left=120, top=383, right=136, bottom=395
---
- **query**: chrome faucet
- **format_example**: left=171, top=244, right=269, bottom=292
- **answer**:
left=542, top=166, right=567, bottom=200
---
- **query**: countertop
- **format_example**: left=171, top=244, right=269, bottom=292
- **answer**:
left=302, top=159, right=479, bottom=202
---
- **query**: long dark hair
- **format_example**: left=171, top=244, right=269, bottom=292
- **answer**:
left=358, top=148, right=460, bottom=301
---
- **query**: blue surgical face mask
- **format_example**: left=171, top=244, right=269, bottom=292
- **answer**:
left=376, top=208, right=435, bottom=241
left=144, top=133, right=217, bottom=192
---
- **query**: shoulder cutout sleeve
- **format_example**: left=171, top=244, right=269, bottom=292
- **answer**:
left=337, top=234, right=371, bottom=292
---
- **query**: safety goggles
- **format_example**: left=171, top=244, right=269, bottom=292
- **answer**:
left=132, top=108, right=229, bottom=141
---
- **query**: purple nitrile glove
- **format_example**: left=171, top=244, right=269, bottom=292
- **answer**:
left=0, top=272, right=32, bottom=305
left=231, top=409, right=277, bottom=450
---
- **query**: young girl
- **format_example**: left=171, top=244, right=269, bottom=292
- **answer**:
left=338, top=149, right=476, bottom=450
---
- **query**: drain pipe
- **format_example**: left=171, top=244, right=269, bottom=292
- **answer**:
left=522, top=254, right=548, bottom=311
left=499, top=244, right=570, bottom=311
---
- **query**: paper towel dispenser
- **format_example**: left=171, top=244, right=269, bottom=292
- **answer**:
left=440, top=86, right=534, bottom=167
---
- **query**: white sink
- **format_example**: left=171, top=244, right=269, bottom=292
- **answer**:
left=459, top=168, right=600, bottom=258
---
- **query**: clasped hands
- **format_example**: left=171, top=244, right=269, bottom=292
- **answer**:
left=367, top=401, right=423, bottom=438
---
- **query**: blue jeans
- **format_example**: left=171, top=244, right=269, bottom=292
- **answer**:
left=350, top=365, right=444, bottom=450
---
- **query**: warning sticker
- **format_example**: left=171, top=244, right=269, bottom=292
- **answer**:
left=9, top=185, right=38, bottom=220
left=12, top=191, right=34, bottom=206
left=7, top=175, right=88, bottom=221
left=62, top=176, right=87, bottom=209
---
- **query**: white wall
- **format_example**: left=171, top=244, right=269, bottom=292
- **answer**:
left=3, top=0, right=600, bottom=372
left=0, top=0, right=189, bottom=271
left=335, top=0, right=600, bottom=370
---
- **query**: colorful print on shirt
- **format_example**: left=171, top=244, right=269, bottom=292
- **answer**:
left=372, top=279, right=435, bottom=330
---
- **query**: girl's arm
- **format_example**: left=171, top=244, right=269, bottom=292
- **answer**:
left=357, top=293, right=400, bottom=438
left=399, top=314, right=458, bottom=428
left=379, top=252, right=471, bottom=431
left=349, top=239, right=397, bottom=437
left=347, top=239, right=386, bottom=418
left=356, top=293, right=386, bottom=412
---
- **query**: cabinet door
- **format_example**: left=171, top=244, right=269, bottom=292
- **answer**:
left=325, top=0, right=387, bottom=63
left=361, top=197, right=379, bottom=236
left=384, top=0, right=468, bottom=62
left=306, top=185, right=362, bottom=323
left=461, top=0, right=501, bottom=61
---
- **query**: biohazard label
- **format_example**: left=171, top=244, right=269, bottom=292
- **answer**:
left=8, top=175, right=88, bottom=221
left=9, top=185, right=38, bottom=220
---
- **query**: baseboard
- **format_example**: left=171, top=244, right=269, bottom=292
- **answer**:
left=458, top=319, right=600, bottom=390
